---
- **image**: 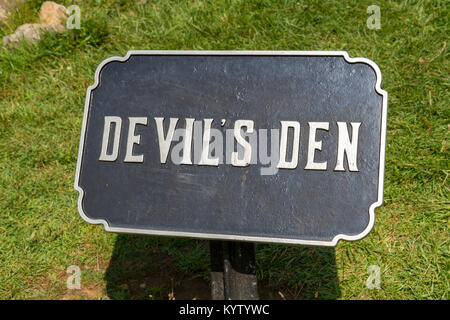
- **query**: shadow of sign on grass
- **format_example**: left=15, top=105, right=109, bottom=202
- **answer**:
left=104, top=235, right=340, bottom=300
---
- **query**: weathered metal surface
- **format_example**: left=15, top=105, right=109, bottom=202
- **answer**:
left=74, top=51, right=387, bottom=246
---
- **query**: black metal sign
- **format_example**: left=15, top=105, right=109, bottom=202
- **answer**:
left=74, top=51, right=387, bottom=246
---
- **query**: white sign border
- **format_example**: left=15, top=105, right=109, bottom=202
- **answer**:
left=74, top=50, right=388, bottom=247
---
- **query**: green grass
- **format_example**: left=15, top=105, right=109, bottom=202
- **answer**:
left=0, top=0, right=448, bottom=299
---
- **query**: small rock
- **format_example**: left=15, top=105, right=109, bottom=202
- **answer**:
left=39, top=1, right=67, bottom=26
left=2, top=22, right=64, bottom=47
left=2, top=23, right=41, bottom=46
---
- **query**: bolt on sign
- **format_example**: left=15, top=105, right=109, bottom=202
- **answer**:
left=74, top=51, right=387, bottom=246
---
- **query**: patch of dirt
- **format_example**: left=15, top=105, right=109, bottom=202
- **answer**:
left=30, top=238, right=316, bottom=300
left=171, top=276, right=211, bottom=300
left=104, top=249, right=212, bottom=300
left=60, top=285, right=104, bottom=300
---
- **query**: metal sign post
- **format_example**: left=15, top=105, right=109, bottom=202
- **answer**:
left=210, top=241, right=258, bottom=300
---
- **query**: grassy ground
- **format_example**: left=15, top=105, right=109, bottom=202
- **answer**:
left=0, top=0, right=448, bottom=300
